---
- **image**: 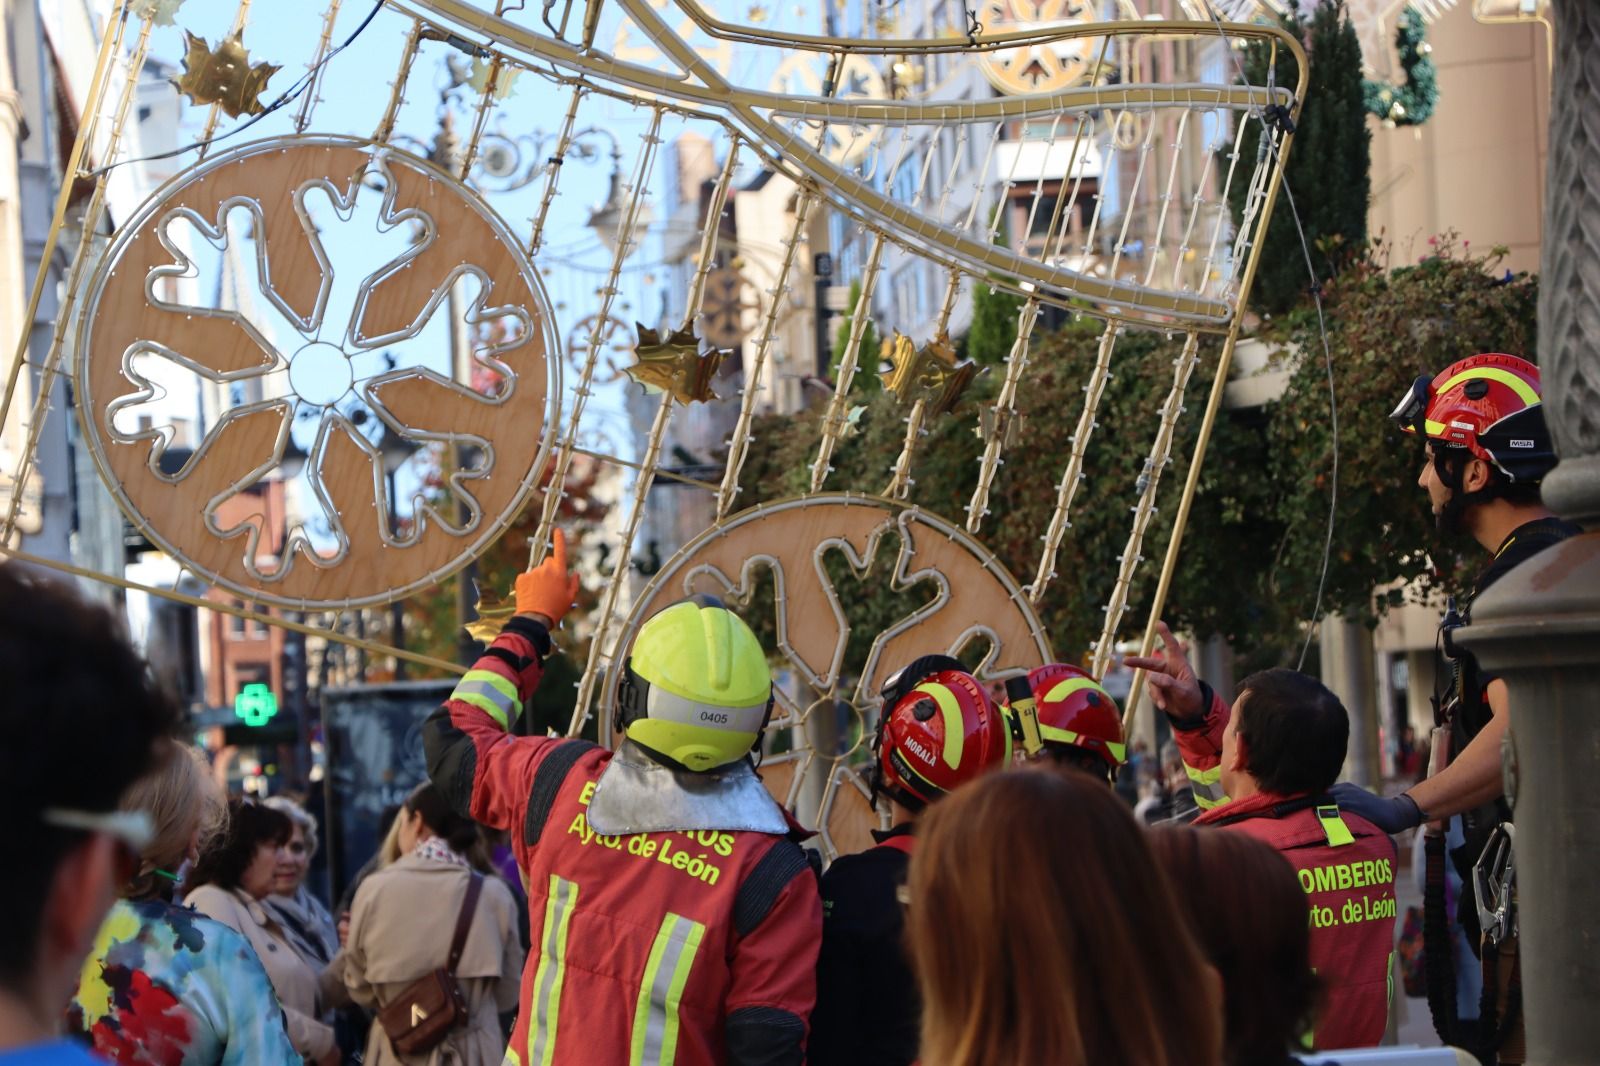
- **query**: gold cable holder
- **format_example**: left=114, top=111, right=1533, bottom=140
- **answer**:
left=809, top=234, right=884, bottom=492
left=966, top=296, right=1040, bottom=532
left=0, top=10, right=154, bottom=543
left=293, top=0, right=344, bottom=133
left=1029, top=321, right=1120, bottom=604
left=527, top=86, right=586, bottom=256
left=1092, top=330, right=1202, bottom=679
left=0, top=0, right=129, bottom=543
left=0, top=545, right=466, bottom=675
left=194, top=0, right=256, bottom=160
left=1124, top=86, right=1302, bottom=734
left=530, top=108, right=665, bottom=563
left=715, top=187, right=818, bottom=519
left=567, top=146, right=739, bottom=736
left=372, top=20, right=423, bottom=144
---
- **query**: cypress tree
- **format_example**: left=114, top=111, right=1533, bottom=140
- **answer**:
left=1230, top=0, right=1371, bottom=316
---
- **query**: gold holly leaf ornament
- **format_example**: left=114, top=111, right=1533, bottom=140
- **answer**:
left=625, top=325, right=729, bottom=404
left=879, top=331, right=980, bottom=416
left=175, top=30, right=281, bottom=119
left=464, top=580, right=519, bottom=645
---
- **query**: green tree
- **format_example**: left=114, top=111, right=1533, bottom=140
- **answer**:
left=1264, top=238, right=1538, bottom=625
left=1232, top=0, right=1371, bottom=316
left=829, top=279, right=881, bottom=388
left=962, top=280, right=1025, bottom=366
left=737, top=242, right=1538, bottom=665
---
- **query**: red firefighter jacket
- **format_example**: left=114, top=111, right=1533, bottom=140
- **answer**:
left=422, top=616, right=822, bottom=1066
left=1173, top=684, right=1398, bottom=1051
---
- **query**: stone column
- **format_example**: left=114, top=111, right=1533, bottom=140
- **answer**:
left=1454, top=2, right=1600, bottom=1061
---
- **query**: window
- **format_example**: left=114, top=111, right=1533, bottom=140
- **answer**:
left=1009, top=179, right=1100, bottom=258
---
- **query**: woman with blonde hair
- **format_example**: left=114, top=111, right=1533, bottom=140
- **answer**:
left=907, top=768, right=1223, bottom=1066
left=67, top=742, right=300, bottom=1064
left=262, top=797, right=339, bottom=972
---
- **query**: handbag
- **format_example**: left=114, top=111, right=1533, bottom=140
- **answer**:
left=377, top=871, right=484, bottom=1055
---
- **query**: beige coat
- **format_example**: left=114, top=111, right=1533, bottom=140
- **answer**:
left=185, top=883, right=337, bottom=1059
left=345, top=855, right=524, bottom=1065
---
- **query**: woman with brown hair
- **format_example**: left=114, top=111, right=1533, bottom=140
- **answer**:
left=907, top=768, right=1222, bottom=1066
left=186, top=798, right=339, bottom=1064
left=1148, top=825, right=1319, bottom=1066
left=343, top=782, right=523, bottom=1064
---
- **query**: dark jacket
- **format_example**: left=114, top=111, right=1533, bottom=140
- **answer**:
left=809, top=826, right=917, bottom=1066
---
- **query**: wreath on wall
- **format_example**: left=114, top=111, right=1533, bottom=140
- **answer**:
left=1363, top=7, right=1439, bottom=127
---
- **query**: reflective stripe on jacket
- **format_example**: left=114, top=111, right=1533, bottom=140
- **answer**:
left=422, top=616, right=822, bottom=1066
left=1174, top=685, right=1399, bottom=1050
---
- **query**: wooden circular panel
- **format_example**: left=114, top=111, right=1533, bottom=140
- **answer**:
left=75, top=136, right=559, bottom=608
left=602, top=494, right=1052, bottom=856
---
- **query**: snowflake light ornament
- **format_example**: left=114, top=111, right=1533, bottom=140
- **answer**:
left=75, top=137, right=560, bottom=609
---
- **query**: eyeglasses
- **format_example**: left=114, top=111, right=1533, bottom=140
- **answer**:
left=42, top=807, right=154, bottom=886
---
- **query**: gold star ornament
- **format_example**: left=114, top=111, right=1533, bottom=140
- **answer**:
left=625, top=325, right=729, bottom=405
left=879, top=331, right=980, bottom=416
left=174, top=30, right=281, bottom=119
left=464, top=581, right=518, bottom=645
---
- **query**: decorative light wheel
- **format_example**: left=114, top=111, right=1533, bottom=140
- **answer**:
left=767, top=52, right=888, bottom=165
left=564, top=313, right=634, bottom=384
left=75, top=135, right=560, bottom=609
left=599, top=494, right=1052, bottom=859
left=977, top=0, right=1098, bottom=95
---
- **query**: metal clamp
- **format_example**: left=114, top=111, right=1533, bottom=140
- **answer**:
left=1474, top=822, right=1517, bottom=948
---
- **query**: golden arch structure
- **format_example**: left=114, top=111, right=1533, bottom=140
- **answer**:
left=0, top=0, right=1305, bottom=837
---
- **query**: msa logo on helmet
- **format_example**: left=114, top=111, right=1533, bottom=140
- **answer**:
left=1510, top=439, right=1534, bottom=448
left=902, top=735, right=938, bottom=766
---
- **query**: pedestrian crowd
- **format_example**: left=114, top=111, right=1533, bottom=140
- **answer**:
left=0, top=350, right=1565, bottom=1066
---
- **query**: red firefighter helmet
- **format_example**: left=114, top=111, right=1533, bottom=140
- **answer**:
left=873, top=660, right=1012, bottom=811
left=1389, top=353, right=1556, bottom=484
left=1006, top=663, right=1126, bottom=773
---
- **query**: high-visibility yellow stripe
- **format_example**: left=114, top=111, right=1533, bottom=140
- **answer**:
left=1183, top=759, right=1228, bottom=809
left=455, top=691, right=512, bottom=730
left=452, top=669, right=523, bottom=729
left=913, top=681, right=964, bottom=769
left=468, top=668, right=520, bottom=702
left=1317, top=805, right=1356, bottom=847
left=1038, top=724, right=1081, bottom=746
left=1437, top=366, right=1540, bottom=406
left=1423, top=418, right=1448, bottom=438
left=527, top=875, right=579, bottom=1066
left=630, top=913, right=706, bottom=1066
left=1041, top=676, right=1102, bottom=704
left=503, top=1050, right=523, bottom=1066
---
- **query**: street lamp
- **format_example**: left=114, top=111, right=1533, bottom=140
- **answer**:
left=577, top=127, right=653, bottom=259
left=374, top=420, right=419, bottom=679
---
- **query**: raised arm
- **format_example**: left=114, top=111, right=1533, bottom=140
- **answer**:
left=423, top=529, right=581, bottom=828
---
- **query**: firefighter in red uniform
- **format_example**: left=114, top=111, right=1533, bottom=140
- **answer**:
left=1127, top=626, right=1398, bottom=1051
left=423, top=531, right=822, bottom=1066
left=1001, top=662, right=1127, bottom=784
left=809, top=655, right=1012, bottom=1066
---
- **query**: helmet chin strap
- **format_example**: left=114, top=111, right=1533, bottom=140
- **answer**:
left=1433, top=449, right=1509, bottom=537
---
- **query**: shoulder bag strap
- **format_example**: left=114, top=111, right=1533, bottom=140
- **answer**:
left=446, top=872, right=484, bottom=975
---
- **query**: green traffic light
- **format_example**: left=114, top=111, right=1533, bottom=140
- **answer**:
left=234, top=683, right=279, bottom=727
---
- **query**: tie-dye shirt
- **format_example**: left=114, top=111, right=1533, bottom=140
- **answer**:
left=67, top=898, right=301, bottom=1066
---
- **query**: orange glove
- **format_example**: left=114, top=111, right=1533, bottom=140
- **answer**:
left=515, top=528, right=580, bottom=625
